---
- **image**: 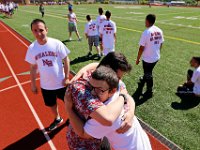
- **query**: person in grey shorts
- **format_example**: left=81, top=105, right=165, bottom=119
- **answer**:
left=68, top=7, right=81, bottom=41
left=84, top=15, right=101, bottom=58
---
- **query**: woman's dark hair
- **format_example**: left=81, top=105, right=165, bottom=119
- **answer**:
left=92, top=66, right=119, bottom=90
left=193, top=57, right=200, bottom=64
left=97, top=52, right=132, bottom=73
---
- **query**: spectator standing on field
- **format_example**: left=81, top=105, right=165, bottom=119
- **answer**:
left=67, top=1, right=73, bottom=11
left=136, top=14, right=164, bottom=98
left=25, top=19, right=71, bottom=131
left=99, top=10, right=116, bottom=56
left=84, top=15, right=101, bottom=58
left=68, top=7, right=81, bottom=41
left=39, top=3, right=44, bottom=17
left=96, top=7, right=106, bottom=54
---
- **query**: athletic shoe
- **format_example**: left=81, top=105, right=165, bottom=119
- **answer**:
left=48, top=117, right=63, bottom=131
left=78, top=38, right=82, bottom=41
left=69, top=38, right=72, bottom=41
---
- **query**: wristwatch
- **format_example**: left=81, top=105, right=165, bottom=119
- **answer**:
left=119, top=93, right=127, bottom=104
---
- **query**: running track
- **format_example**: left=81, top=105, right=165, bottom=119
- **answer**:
left=0, top=20, right=170, bottom=150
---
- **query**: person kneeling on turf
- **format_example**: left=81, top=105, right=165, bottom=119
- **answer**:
left=177, top=57, right=200, bottom=98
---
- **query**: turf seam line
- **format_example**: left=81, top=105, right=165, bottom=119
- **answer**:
left=138, top=117, right=182, bottom=150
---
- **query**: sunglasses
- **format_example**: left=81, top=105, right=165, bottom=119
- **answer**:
left=88, top=82, right=110, bottom=94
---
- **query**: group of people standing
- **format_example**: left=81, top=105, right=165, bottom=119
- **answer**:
left=66, top=6, right=116, bottom=58
left=0, top=1, right=18, bottom=18
left=69, top=7, right=166, bottom=98
left=25, top=16, right=153, bottom=149
left=25, top=4, right=199, bottom=150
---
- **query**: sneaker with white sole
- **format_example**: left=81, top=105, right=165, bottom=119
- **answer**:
left=48, top=117, right=63, bottom=131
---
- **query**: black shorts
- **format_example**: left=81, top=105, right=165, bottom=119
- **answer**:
left=41, top=87, right=66, bottom=107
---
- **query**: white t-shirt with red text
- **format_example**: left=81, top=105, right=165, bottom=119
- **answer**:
left=84, top=20, right=98, bottom=36
left=139, top=25, right=164, bottom=63
left=191, top=66, right=200, bottom=96
left=25, top=37, right=70, bottom=90
left=99, top=20, right=116, bottom=55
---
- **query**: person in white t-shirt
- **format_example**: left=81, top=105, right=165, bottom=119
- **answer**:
left=177, top=57, right=200, bottom=98
left=25, top=19, right=71, bottom=131
left=99, top=10, right=116, bottom=56
left=136, top=14, right=164, bottom=98
left=84, top=15, right=101, bottom=58
left=68, top=8, right=81, bottom=41
left=65, top=66, right=152, bottom=150
left=96, top=7, right=106, bottom=54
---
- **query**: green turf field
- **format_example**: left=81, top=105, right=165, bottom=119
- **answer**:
left=1, top=4, right=200, bottom=150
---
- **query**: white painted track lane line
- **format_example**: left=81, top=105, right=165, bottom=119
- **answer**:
left=0, top=78, right=40, bottom=93
left=0, top=47, right=56, bottom=150
left=0, top=22, right=57, bottom=149
left=0, top=21, right=28, bottom=48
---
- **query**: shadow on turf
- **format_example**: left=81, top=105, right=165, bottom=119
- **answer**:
left=62, top=39, right=77, bottom=43
left=70, top=54, right=101, bottom=65
left=132, top=83, right=152, bottom=106
left=171, top=94, right=200, bottom=110
left=3, top=120, right=69, bottom=150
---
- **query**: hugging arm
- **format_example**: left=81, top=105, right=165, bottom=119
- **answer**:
left=65, top=91, right=125, bottom=138
left=116, top=94, right=135, bottom=133
left=70, top=62, right=99, bottom=83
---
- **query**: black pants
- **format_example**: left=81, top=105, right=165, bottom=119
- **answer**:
left=142, top=60, right=158, bottom=91
left=177, top=69, right=194, bottom=93
left=41, top=12, right=44, bottom=17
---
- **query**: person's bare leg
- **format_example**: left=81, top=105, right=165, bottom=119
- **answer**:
left=50, top=103, right=60, bottom=119
left=75, top=31, right=81, bottom=40
left=96, top=46, right=101, bottom=56
left=69, top=32, right=72, bottom=40
left=100, top=43, right=103, bottom=55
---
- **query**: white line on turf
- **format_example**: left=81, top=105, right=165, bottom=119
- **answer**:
left=0, top=47, right=56, bottom=150
left=0, top=78, right=40, bottom=93
left=19, top=9, right=200, bottom=45
left=73, top=11, right=200, bottom=29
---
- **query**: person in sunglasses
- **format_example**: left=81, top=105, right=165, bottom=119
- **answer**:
left=64, top=52, right=136, bottom=149
left=65, top=66, right=152, bottom=150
